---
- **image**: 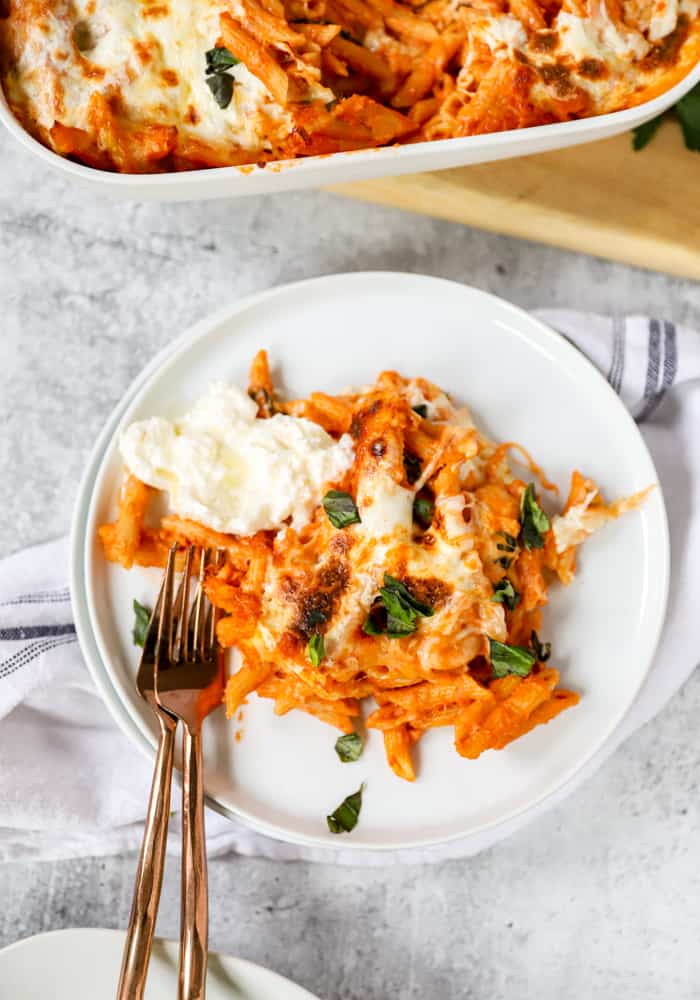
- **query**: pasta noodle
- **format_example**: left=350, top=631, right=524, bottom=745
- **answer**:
left=98, top=352, right=650, bottom=780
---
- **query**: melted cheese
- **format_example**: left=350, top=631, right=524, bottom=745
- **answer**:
left=8, top=0, right=298, bottom=149
left=120, top=382, right=355, bottom=535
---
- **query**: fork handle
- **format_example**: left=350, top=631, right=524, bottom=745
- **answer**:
left=179, top=724, right=208, bottom=1000
left=117, top=710, right=177, bottom=1000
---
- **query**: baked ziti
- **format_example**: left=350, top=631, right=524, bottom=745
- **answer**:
left=99, top=351, right=650, bottom=782
left=1, top=0, right=698, bottom=172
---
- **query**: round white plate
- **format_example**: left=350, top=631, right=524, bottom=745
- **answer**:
left=71, top=272, right=669, bottom=852
left=0, top=928, right=320, bottom=999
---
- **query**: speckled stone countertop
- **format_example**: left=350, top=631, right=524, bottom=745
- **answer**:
left=1, top=125, right=700, bottom=1000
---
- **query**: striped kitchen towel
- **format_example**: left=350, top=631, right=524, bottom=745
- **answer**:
left=0, top=311, right=699, bottom=866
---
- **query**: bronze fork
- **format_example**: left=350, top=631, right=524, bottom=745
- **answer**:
left=155, top=544, right=225, bottom=1000
left=117, top=567, right=179, bottom=1000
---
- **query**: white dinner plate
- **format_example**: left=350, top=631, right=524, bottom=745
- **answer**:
left=0, top=929, right=320, bottom=999
left=71, top=272, right=669, bottom=851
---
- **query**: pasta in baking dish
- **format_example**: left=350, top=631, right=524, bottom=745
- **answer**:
left=99, top=351, right=650, bottom=781
left=0, top=0, right=698, bottom=172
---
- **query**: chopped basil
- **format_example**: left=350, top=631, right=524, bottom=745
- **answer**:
left=412, top=404, right=428, bottom=418
left=632, top=115, right=663, bottom=151
left=335, top=732, right=364, bottom=762
left=519, top=483, right=551, bottom=551
left=322, top=490, right=361, bottom=529
left=530, top=629, right=552, bottom=663
left=413, top=495, right=434, bottom=529
left=491, top=578, right=520, bottom=612
left=132, top=599, right=151, bottom=648
left=307, top=608, right=327, bottom=627
left=404, top=452, right=421, bottom=485
left=206, top=72, right=234, bottom=109
left=205, top=46, right=240, bottom=74
left=307, top=631, right=325, bottom=667
left=363, top=574, right=434, bottom=639
left=327, top=783, right=364, bottom=833
left=677, top=84, right=700, bottom=152
left=488, top=637, right=536, bottom=678
left=496, top=531, right=518, bottom=552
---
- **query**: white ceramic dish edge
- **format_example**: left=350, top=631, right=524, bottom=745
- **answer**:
left=70, top=272, right=670, bottom=853
left=0, top=928, right=321, bottom=999
left=2, top=61, right=699, bottom=201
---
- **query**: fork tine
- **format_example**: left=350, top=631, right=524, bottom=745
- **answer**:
left=205, top=548, right=225, bottom=658
left=154, top=544, right=178, bottom=676
left=190, top=548, right=210, bottom=661
left=173, top=545, right=194, bottom=662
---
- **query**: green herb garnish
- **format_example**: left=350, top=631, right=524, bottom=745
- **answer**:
left=530, top=630, right=552, bottom=663
left=519, top=483, right=551, bottom=551
left=488, top=637, right=536, bottom=678
left=363, top=574, right=434, bottom=639
left=413, top=496, right=434, bottom=529
left=491, top=578, right=520, bottom=612
left=307, top=631, right=325, bottom=667
left=677, top=84, right=700, bottom=152
left=327, top=783, right=364, bottom=833
left=205, top=46, right=240, bottom=74
left=496, top=531, right=518, bottom=552
left=335, top=732, right=364, bottom=762
left=322, top=490, right=361, bottom=529
left=412, top=404, right=428, bottom=418
left=206, top=72, right=234, bottom=109
left=404, top=452, right=422, bottom=484
left=132, top=599, right=151, bottom=648
left=631, top=84, right=700, bottom=153
left=632, top=115, right=663, bottom=151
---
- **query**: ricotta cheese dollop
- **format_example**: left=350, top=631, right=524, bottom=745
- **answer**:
left=120, top=382, right=355, bottom=535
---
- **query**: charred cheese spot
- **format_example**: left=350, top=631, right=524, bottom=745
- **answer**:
left=143, top=4, right=170, bottom=18
left=161, top=67, right=179, bottom=85
left=578, top=57, right=608, bottom=78
left=291, top=557, right=351, bottom=639
left=531, top=29, right=559, bottom=51
left=402, top=576, right=452, bottom=609
left=641, top=12, right=689, bottom=66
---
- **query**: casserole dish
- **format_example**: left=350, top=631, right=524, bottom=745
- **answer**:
left=1, top=42, right=698, bottom=202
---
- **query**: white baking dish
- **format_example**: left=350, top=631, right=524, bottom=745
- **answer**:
left=1, top=60, right=698, bottom=201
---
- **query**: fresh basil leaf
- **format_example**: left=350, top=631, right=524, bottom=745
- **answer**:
left=206, top=72, right=234, bottom=109
left=363, top=575, right=434, bottom=639
left=530, top=629, right=552, bottom=663
left=335, top=732, right=364, bottom=762
left=322, top=490, right=361, bottom=529
left=205, top=46, right=240, bottom=74
left=677, top=84, right=700, bottom=152
left=413, top=495, right=434, bottom=529
left=632, top=114, right=664, bottom=151
left=362, top=606, right=384, bottom=635
left=133, top=599, right=151, bottom=648
left=412, top=404, right=428, bottom=418
left=382, top=575, right=434, bottom=617
left=327, top=783, right=364, bottom=833
left=519, top=483, right=551, bottom=550
left=307, top=631, right=325, bottom=667
left=404, top=451, right=422, bottom=484
left=307, top=608, right=327, bottom=627
left=491, top=578, right=520, bottom=612
left=488, top=637, right=536, bottom=678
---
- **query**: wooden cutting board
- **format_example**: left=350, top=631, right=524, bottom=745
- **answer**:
left=329, top=119, right=700, bottom=280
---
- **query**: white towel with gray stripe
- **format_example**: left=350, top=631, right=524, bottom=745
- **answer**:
left=1, top=311, right=699, bottom=866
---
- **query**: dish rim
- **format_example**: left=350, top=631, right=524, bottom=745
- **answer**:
left=71, top=271, right=671, bottom=852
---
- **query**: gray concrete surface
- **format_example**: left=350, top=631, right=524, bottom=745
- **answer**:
left=1, top=124, right=700, bottom=999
